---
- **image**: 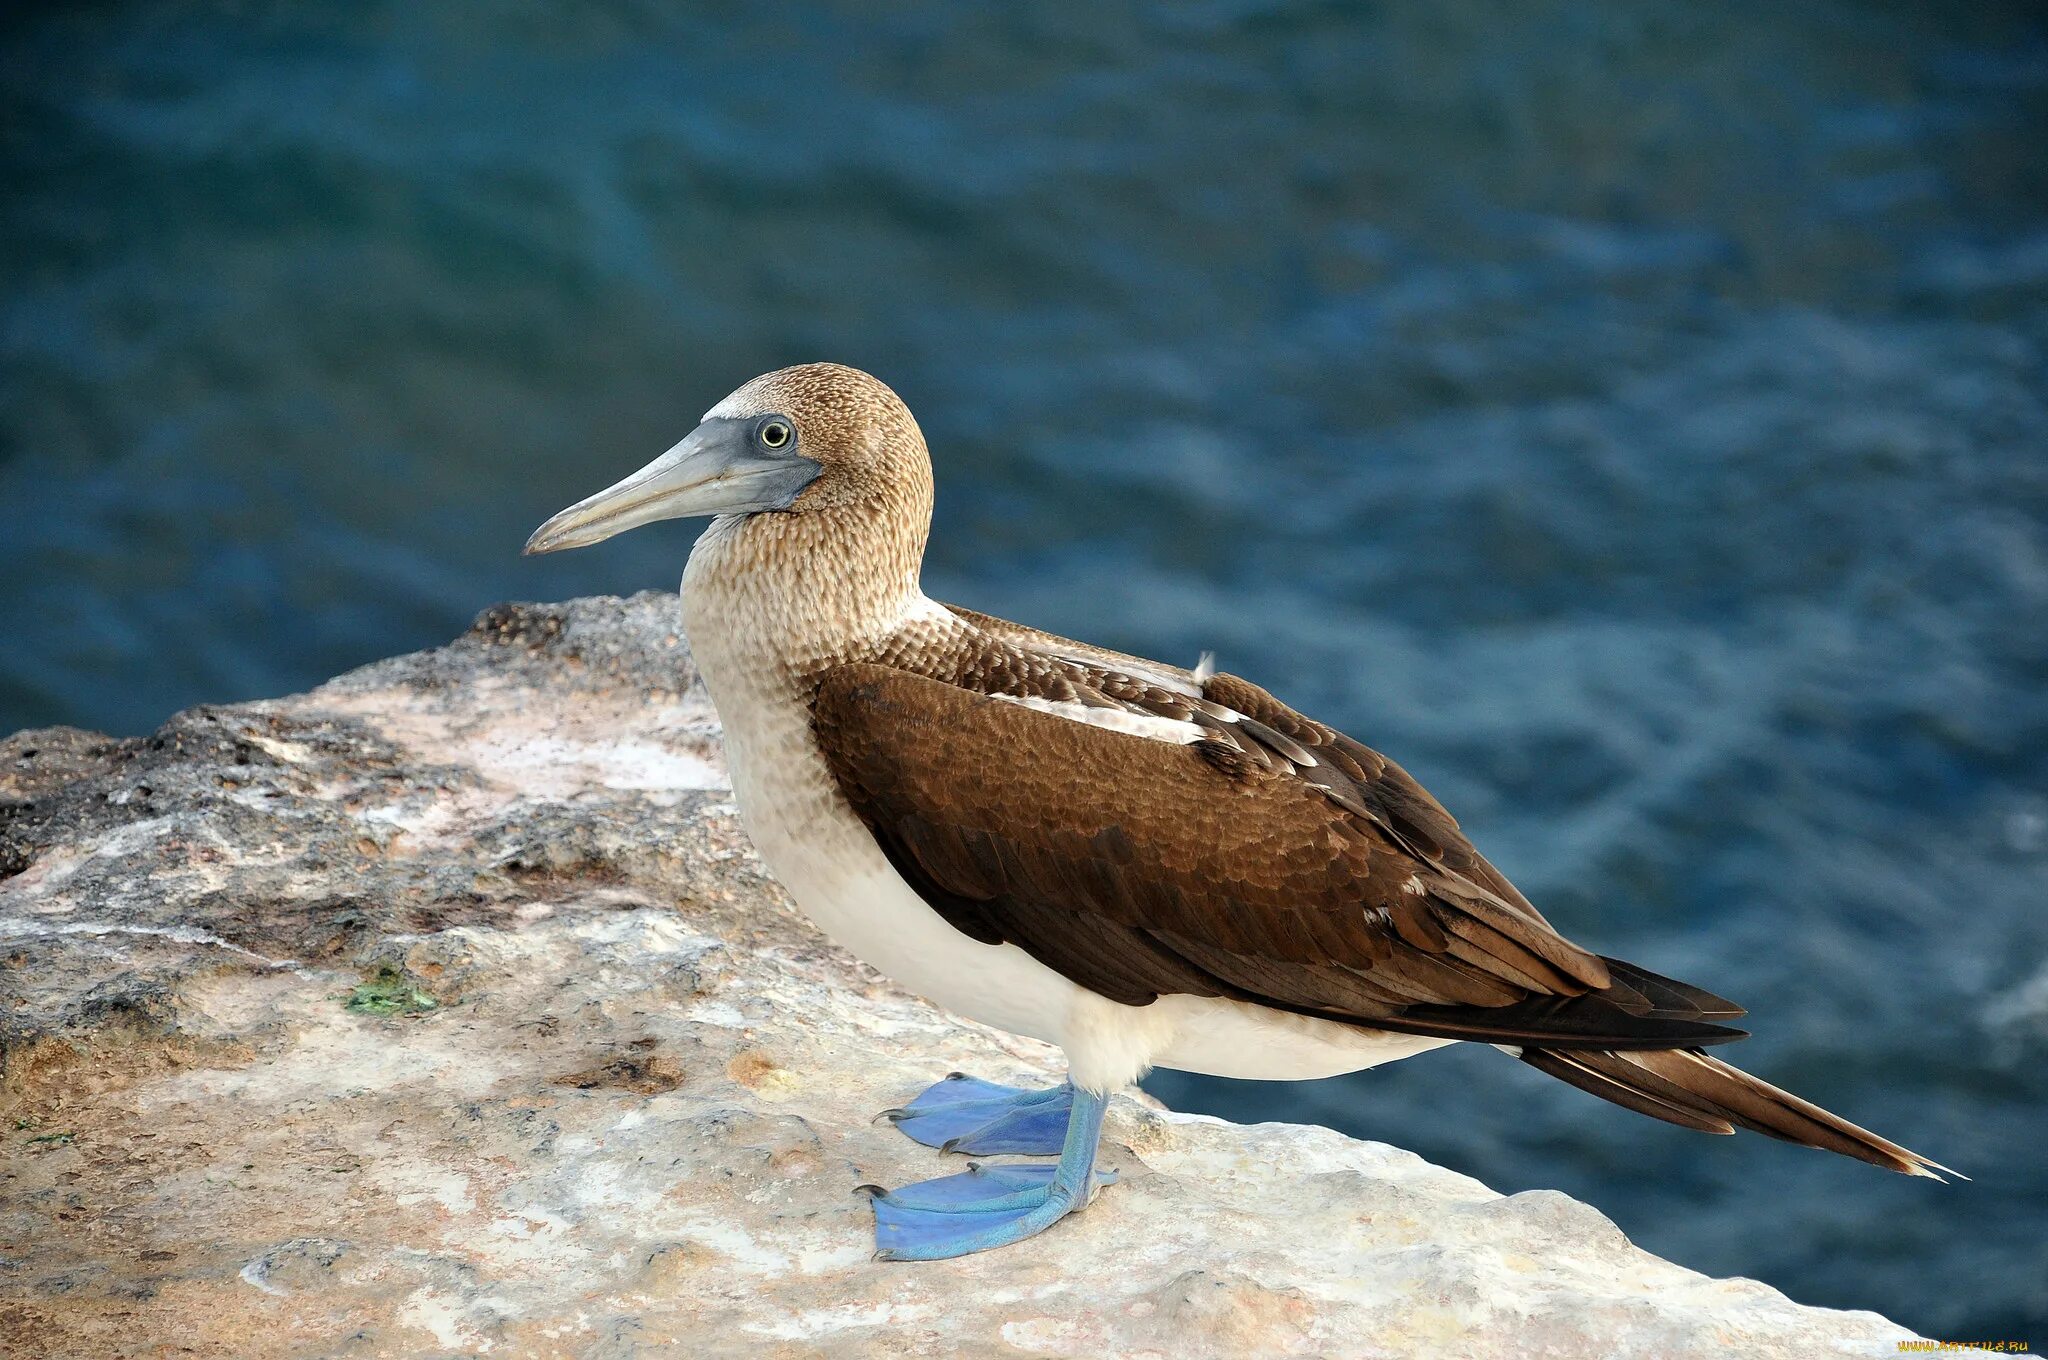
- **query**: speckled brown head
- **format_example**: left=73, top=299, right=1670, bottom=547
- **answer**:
left=523, top=363, right=932, bottom=554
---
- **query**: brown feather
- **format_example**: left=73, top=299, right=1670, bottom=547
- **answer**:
left=1520, top=1047, right=1949, bottom=1178
left=1429, top=884, right=1611, bottom=988
left=1518, top=1049, right=1737, bottom=1134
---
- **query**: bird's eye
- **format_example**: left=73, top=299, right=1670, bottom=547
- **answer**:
left=758, top=419, right=793, bottom=450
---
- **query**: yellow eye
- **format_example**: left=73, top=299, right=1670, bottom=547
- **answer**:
left=759, top=419, right=793, bottom=450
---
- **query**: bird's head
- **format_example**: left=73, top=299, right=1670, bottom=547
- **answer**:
left=523, top=363, right=928, bottom=556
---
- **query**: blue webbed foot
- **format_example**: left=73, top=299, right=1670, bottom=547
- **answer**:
left=862, top=1163, right=1116, bottom=1260
left=865, top=1080, right=1113, bottom=1262
left=881, top=1073, right=1073, bottom=1156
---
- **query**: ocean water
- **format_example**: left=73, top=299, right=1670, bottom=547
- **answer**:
left=4, top=2, right=2045, bottom=1340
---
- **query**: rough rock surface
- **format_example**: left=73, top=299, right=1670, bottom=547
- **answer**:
left=1, top=594, right=1943, bottom=1358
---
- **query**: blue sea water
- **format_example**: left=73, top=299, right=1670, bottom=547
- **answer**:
left=3, top=2, right=2045, bottom=1340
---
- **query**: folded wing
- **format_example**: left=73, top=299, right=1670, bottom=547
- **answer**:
left=812, top=661, right=1746, bottom=1050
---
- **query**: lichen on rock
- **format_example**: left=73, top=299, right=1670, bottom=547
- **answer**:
left=0, top=594, right=1943, bottom=1357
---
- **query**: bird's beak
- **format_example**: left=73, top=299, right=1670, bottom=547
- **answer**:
left=523, top=418, right=822, bottom=555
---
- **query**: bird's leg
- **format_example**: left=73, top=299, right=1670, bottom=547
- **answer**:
left=864, top=1082, right=1114, bottom=1261
left=879, top=1072, right=1074, bottom=1156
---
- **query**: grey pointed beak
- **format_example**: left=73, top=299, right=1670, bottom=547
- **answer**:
left=523, top=418, right=821, bottom=555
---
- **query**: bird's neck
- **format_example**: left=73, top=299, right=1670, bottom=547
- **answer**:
left=680, top=492, right=938, bottom=690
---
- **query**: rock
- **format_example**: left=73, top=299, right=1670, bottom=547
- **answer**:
left=0, top=594, right=1942, bottom=1358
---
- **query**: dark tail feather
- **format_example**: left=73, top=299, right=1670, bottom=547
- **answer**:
left=1518, top=1045, right=1958, bottom=1180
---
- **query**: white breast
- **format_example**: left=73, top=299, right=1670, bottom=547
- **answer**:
left=686, top=588, right=1085, bottom=1049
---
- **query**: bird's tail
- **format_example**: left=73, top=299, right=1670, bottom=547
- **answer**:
left=1517, top=1045, right=1957, bottom=1180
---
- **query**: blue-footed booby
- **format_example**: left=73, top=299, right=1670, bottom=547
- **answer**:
left=525, top=363, right=1948, bottom=1261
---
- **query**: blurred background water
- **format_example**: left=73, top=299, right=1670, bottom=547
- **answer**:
left=4, top=1, right=2045, bottom=1340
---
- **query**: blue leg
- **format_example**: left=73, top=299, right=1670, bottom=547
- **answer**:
left=881, top=1073, right=1074, bottom=1155
left=866, top=1084, right=1114, bottom=1261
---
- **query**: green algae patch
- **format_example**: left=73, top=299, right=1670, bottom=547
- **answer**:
left=341, top=968, right=440, bottom=1017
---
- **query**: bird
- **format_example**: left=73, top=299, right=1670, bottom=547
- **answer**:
left=524, top=362, right=1949, bottom=1261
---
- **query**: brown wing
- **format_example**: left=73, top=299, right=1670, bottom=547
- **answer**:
left=812, top=662, right=1745, bottom=1050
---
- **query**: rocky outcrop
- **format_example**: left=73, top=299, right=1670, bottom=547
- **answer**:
left=0, top=594, right=1940, bottom=1357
